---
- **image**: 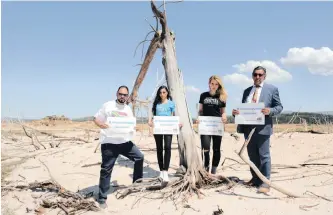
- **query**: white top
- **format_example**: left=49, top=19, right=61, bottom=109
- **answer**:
left=246, top=82, right=264, bottom=104
left=94, top=100, right=134, bottom=144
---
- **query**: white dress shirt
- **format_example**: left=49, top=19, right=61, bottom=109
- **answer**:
left=246, top=82, right=264, bottom=103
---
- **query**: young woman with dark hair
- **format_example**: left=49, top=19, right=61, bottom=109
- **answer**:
left=148, top=85, right=176, bottom=182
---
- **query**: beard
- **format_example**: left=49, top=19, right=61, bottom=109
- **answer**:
left=117, top=98, right=126, bottom=104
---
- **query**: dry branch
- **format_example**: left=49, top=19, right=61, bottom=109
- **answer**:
left=237, top=128, right=300, bottom=198
left=32, top=132, right=47, bottom=149
left=3, top=181, right=99, bottom=213
left=128, top=31, right=162, bottom=110
left=23, top=125, right=89, bottom=143
left=157, top=0, right=183, bottom=9
left=304, top=155, right=333, bottom=163
left=304, top=191, right=333, bottom=202
left=21, top=124, right=40, bottom=150
left=39, top=158, right=59, bottom=185
left=82, top=162, right=101, bottom=168
left=94, top=142, right=100, bottom=153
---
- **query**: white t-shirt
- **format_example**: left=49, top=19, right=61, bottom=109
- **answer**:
left=94, top=100, right=134, bottom=144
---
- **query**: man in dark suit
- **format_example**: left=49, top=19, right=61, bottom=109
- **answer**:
left=232, top=66, right=283, bottom=193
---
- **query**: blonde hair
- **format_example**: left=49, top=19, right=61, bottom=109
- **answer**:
left=209, top=75, right=228, bottom=102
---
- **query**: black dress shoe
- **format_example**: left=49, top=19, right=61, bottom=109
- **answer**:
left=244, top=178, right=258, bottom=187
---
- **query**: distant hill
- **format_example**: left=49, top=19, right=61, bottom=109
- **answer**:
left=72, top=116, right=94, bottom=122
left=317, top=111, right=333, bottom=115
left=282, top=111, right=333, bottom=116
left=2, top=111, right=333, bottom=123
left=1, top=117, right=36, bottom=122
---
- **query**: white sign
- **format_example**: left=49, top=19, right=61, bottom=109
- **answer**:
left=235, top=103, right=265, bottom=125
left=153, top=116, right=180, bottom=135
left=105, top=117, right=136, bottom=140
left=198, top=116, right=224, bottom=136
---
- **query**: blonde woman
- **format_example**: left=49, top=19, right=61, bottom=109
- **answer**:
left=197, top=75, right=228, bottom=174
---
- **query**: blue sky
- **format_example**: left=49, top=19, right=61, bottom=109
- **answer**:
left=2, top=1, right=333, bottom=119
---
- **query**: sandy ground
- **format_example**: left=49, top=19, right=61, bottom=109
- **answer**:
left=1, top=121, right=333, bottom=215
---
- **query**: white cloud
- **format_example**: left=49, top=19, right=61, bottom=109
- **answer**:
left=223, top=73, right=252, bottom=87
left=232, top=60, right=292, bottom=83
left=280, top=47, right=333, bottom=76
left=185, top=85, right=201, bottom=94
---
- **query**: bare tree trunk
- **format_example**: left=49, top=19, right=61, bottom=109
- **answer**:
left=124, top=1, right=230, bottom=200
left=159, top=28, right=197, bottom=171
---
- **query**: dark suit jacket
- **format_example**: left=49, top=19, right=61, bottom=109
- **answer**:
left=237, top=83, right=283, bottom=136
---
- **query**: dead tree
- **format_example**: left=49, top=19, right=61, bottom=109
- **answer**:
left=126, top=0, right=231, bottom=201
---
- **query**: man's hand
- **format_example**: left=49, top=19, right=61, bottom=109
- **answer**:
left=232, top=109, right=240, bottom=116
left=261, top=108, right=270, bottom=115
left=148, top=121, right=153, bottom=127
left=99, top=123, right=109, bottom=129
left=222, top=113, right=227, bottom=124
left=179, top=123, right=183, bottom=128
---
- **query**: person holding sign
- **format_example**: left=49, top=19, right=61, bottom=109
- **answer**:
left=197, top=75, right=228, bottom=174
left=148, top=86, right=179, bottom=182
left=232, top=66, right=283, bottom=194
left=93, top=85, right=144, bottom=208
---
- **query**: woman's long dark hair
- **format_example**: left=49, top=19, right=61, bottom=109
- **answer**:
left=152, top=85, right=172, bottom=116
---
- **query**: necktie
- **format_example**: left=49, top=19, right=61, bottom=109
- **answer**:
left=252, top=87, right=259, bottom=103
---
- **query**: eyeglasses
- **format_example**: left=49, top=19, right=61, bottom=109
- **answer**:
left=118, top=93, right=128, bottom=97
left=253, top=73, right=264, bottom=77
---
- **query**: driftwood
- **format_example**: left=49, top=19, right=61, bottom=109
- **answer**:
left=31, top=126, right=89, bottom=143
left=2, top=181, right=99, bottom=214
left=237, top=128, right=301, bottom=198
left=15, top=120, right=91, bottom=151
left=305, top=191, right=333, bottom=202
left=21, top=124, right=46, bottom=150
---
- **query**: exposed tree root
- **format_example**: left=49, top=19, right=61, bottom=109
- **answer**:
left=116, top=169, right=233, bottom=206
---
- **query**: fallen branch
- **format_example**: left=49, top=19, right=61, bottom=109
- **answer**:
left=221, top=157, right=244, bottom=166
left=32, top=132, right=46, bottom=149
left=19, top=174, right=26, bottom=180
left=56, top=141, right=63, bottom=148
left=94, top=142, right=100, bottom=153
left=237, top=128, right=300, bottom=198
left=304, top=191, right=333, bottom=202
left=13, top=195, right=24, bottom=203
left=301, top=163, right=332, bottom=167
left=3, top=181, right=99, bottom=213
left=304, top=155, right=333, bottom=163
left=23, top=125, right=89, bottom=143
left=82, top=162, right=101, bottom=168
left=21, top=125, right=40, bottom=150
left=39, top=159, right=61, bottom=187
left=58, top=203, right=70, bottom=215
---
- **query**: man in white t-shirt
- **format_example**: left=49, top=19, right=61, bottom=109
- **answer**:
left=93, top=85, right=144, bottom=208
